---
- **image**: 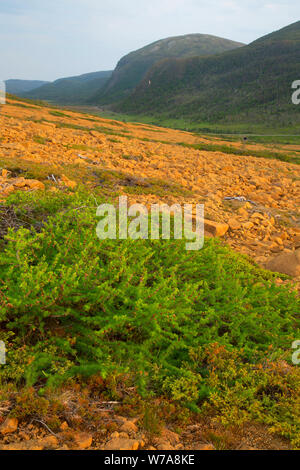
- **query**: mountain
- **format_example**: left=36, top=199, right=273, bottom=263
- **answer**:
left=93, top=34, right=244, bottom=105
left=5, top=79, right=49, bottom=95
left=118, top=21, right=300, bottom=126
left=23, top=71, right=113, bottom=105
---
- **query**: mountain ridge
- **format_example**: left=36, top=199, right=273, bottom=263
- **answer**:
left=5, top=79, right=50, bottom=95
left=23, top=70, right=113, bottom=105
left=117, top=21, right=300, bottom=126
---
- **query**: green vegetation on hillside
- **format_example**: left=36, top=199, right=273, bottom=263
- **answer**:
left=93, top=34, right=244, bottom=105
left=23, top=71, right=113, bottom=105
left=77, top=107, right=300, bottom=139
left=118, top=21, right=300, bottom=127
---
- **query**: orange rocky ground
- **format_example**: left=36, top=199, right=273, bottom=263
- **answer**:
left=0, top=397, right=291, bottom=451
left=0, top=97, right=300, bottom=275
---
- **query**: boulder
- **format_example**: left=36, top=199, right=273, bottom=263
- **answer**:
left=0, top=418, right=18, bottom=435
left=0, top=435, right=58, bottom=451
left=119, top=421, right=138, bottom=434
left=73, top=432, right=93, bottom=450
left=265, top=249, right=300, bottom=277
left=242, top=221, right=254, bottom=230
left=194, top=443, right=215, bottom=450
left=104, top=438, right=139, bottom=450
left=25, top=179, right=45, bottom=191
left=61, top=174, right=77, bottom=189
left=204, top=219, right=229, bottom=237
left=228, top=217, right=241, bottom=231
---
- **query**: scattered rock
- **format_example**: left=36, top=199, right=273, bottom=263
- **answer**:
left=228, top=217, right=241, bottom=231
left=242, top=221, right=254, bottom=230
left=238, top=207, right=248, bottom=218
left=152, top=428, right=180, bottom=450
left=194, top=443, right=215, bottom=450
left=13, top=177, right=27, bottom=188
left=18, top=431, right=31, bottom=441
left=24, top=179, right=45, bottom=191
left=156, top=442, right=175, bottom=450
left=41, top=435, right=59, bottom=449
left=60, top=421, right=69, bottom=431
left=274, top=237, right=283, bottom=246
left=120, top=421, right=138, bottom=434
left=73, top=432, right=93, bottom=449
left=61, top=174, right=77, bottom=189
left=160, top=429, right=180, bottom=446
left=204, top=219, right=229, bottom=237
left=265, top=249, right=300, bottom=277
left=251, top=212, right=264, bottom=220
left=104, top=438, right=139, bottom=451
left=0, top=435, right=58, bottom=451
left=0, top=442, right=43, bottom=451
left=0, top=418, right=18, bottom=435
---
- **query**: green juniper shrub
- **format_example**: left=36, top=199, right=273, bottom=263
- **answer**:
left=0, top=190, right=299, bottom=444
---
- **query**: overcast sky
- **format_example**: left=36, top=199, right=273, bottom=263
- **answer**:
left=0, top=0, right=299, bottom=81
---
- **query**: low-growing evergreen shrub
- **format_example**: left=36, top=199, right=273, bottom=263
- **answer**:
left=0, top=190, right=299, bottom=443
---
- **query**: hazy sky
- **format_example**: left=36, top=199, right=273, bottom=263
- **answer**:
left=1, top=0, right=299, bottom=81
